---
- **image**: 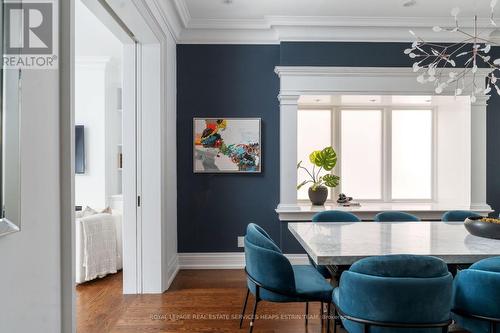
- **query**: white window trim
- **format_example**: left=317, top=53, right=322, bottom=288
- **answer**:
left=298, top=105, right=436, bottom=203
left=275, top=66, right=492, bottom=219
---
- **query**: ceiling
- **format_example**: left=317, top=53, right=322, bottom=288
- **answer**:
left=157, top=0, right=500, bottom=43
left=184, top=0, right=492, bottom=20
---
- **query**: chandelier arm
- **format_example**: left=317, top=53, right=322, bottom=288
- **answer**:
left=454, top=66, right=474, bottom=81
left=482, top=60, right=500, bottom=71
left=456, top=29, right=497, bottom=45
left=416, top=36, right=475, bottom=51
left=442, top=66, right=474, bottom=88
left=407, top=3, right=500, bottom=97
left=446, top=42, right=473, bottom=59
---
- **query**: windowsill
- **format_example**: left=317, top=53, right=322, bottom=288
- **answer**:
left=275, top=202, right=493, bottom=221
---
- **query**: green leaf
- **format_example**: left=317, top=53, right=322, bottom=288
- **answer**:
left=310, top=147, right=337, bottom=171
left=309, top=150, right=320, bottom=164
left=323, top=174, right=340, bottom=188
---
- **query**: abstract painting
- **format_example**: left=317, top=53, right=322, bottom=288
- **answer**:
left=193, top=118, right=261, bottom=173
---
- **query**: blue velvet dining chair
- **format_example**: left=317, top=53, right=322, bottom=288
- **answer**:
left=312, top=210, right=361, bottom=223
left=332, top=254, right=453, bottom=333
left=242, top=223, right=334, bottom=333
left=442, top=210, right=481, bottom=222
left=452, top=256, right=500, bottom=333
left=310, top=210, right=361, bottom=279
left=374, top=211, right=421, bottom=222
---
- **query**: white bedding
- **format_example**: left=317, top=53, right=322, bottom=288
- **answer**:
left=75, top=213, right=122, bottom=283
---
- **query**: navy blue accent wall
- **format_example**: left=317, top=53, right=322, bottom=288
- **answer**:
left=280, top=42, right=413, bottom=67
left=177, top=45, right=281, bottom=252
left=177, top=42, right=500, bottom=253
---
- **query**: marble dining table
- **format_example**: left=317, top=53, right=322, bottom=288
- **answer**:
left=288, top=221, right=500, bottom=266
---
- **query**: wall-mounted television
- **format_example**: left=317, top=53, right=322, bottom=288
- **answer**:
left=75, top=125, right=85, bottom=174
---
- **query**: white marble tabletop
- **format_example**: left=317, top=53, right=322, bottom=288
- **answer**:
left=288, top=221, right=500, bottom=265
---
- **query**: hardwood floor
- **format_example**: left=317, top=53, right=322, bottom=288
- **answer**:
left=77, top=270, right=468, bottom=333
left=78, top=270, right=333, bottom=333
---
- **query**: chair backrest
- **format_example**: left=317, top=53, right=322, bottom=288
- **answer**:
left=245, top=223, right=281, bottom=252
left=312, top=210, right=361, bottom=222
left=442, top=210, right=480, bottom=222
left=453, top=256, right=500, bottom=319
left=244, top=224, right=295, bottom=294
left=339, top=255, right=452, bottom=325
left=374, top=211, right=420, bottom=222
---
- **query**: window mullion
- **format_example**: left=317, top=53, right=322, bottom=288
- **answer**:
left=333, top=106, right=341, bottom=201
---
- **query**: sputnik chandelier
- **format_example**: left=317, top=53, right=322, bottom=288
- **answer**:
left=406, top=0, right=499, bottom=102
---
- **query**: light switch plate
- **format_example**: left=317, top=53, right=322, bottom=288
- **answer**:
left=237, top=236, right=244, bottom=248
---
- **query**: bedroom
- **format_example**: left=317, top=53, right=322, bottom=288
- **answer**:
left=74, top=0, right=125, bottom=288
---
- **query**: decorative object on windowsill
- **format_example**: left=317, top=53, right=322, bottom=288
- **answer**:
left=405, top=0, right=500, bottom=103
left=337, top=193, right=352, bottom=204
left=193, top=118, right=261, bottom=173
left=297, top=146, right=340, bottom=206
left=337, top=193, right=361, bottom=207
left=464, top=216, right=500, bottom=239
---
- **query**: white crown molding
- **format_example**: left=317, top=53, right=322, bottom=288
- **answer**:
left=177, top=253, right=309, bottom=269
left=146, top=0, right=183, bottom=41
left=154, top=0, right=500, bottom=44
left=172, top=0, right=191, bottom=28
left=179, top=25, right=498, bottom=44
left=275, top=66, right=492, bottom=78
left=75, top=56, right=113, bottom=69
left=187, top=15, right=494, bottom=30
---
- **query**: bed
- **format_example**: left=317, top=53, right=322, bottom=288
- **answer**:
left=75, top=212, right=123, bottom=284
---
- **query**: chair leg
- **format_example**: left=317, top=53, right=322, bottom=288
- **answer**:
left=249, top=286, right=260, bottom=333
left=442, top=325, right=448, bottom=333
left=363, top=323, right=370, bottom=333
left=327, top=302, right=331, bottom=333
left=491, top=321, right=496, bottom=333
left=305, top=302, right=309, bottom=326
left=239, top=288, right=250, bottom=328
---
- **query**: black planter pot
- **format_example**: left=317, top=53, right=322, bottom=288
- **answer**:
left=464, top=216, right=500, bottom=240
left=308, top=186, right=328, bottom=206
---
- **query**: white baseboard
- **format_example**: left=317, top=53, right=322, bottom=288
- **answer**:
left=164, top=255, right=180, bottom=290
left=177, top=252, right=309, bottom=269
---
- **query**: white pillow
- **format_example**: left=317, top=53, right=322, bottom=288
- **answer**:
left=101, top=207, right=113, bottom=214
left=75, top=206, right=97, bottom=219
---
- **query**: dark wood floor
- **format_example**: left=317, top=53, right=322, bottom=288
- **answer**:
left=77, top=270, right=468, bottom=333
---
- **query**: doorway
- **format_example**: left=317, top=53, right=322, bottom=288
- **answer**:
left=73, top=0, right=138, bottom=327
left=65, top=0, right=172, bottom=329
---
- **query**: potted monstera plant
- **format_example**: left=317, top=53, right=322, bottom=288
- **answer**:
left=297, top=146, right=340, bottom=205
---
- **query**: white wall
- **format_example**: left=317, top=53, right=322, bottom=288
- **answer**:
left=162, top=29, right=178, bottom=289
left=0, top=70, right=62, bottom=332
left=75, top=60, right=108, bottom=208
left=434, top=96, right=471, bottom=205
left=75, top=0, right=123, bottom=67
left=75, top=0, right=123, bottom=209
left=140, top=34, right=178, bottom=292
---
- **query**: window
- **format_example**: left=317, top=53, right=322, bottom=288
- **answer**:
left=341, top=110, right=382, bottom=200
left=297, top=110, right=331, bottom=200
left=297, top=95, right=434, bottom=202
left=391, top=110, right=432, bottom=199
